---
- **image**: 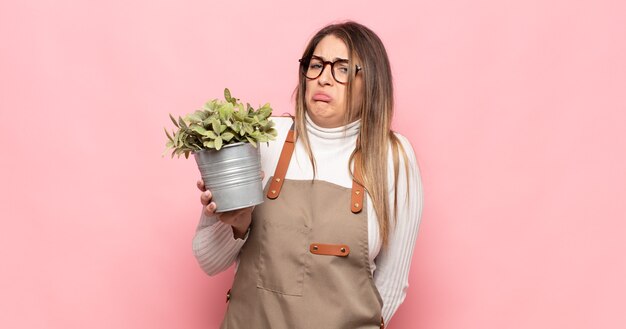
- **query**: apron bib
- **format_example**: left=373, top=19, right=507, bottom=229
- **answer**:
left=221, top=128, right=385, bottom=329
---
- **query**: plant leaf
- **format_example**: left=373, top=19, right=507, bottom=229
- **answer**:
left=214, top=136, right=223, bottom=150
left=224, top=88, right=232, bottom=103
left=244, top=123, right=254, bottom=135
left=190, top=125, right=208, bottom=135
left=218, top=102, right=234, bottom=120
left=187, top=113, right=203, bottom=123
left=205, top=130, right=218, bottom=139
left=164, top=127, right=174, bottom=142
left=258, top=106, right=271, bottom=120
left=203, top=140, right=215, bottom=149
left=178, top=116, right=188, bottom=129
left=169, top=114, right=179, bottom=128
left=246, top=136, right=257, bottom=147
left=221, top=132, right=235, bottom=141
left=204, top=99, right=217, bottom=111
left=232, top=121, right=241, bottom=133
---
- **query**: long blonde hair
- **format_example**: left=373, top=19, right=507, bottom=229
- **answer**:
left=294, top=21, right=410, bottom=247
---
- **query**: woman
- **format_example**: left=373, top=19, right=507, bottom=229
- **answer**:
left=193, top=21, right=423, bottom=329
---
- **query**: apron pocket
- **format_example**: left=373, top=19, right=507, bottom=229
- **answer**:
left=256, top=220, right=311, bottom=296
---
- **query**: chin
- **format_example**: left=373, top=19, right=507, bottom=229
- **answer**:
left=309, top=108, right=334, bottom=121
left=308, top=101, right=333, bottom=113
left=308, top=112, right=343, bottom=128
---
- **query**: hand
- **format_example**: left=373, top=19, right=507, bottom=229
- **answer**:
left=197, top=172, right=264, bottom=239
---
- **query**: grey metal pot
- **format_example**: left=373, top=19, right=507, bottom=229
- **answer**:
left=194, top=142, right=264, bottom=212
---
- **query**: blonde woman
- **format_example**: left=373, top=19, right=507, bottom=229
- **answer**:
left=194, top=21, right=423, bottom=328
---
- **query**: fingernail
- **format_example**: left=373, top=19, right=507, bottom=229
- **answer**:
left=205, top=191, right=211, bottom=197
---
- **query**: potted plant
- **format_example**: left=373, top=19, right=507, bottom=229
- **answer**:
left=164, top=88, right=277, bottom=212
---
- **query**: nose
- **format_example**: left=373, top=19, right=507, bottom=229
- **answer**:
left=317, top=62, right=334, bottom=86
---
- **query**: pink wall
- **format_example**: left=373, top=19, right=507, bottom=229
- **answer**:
left=1, top=0, right=625, bottom=328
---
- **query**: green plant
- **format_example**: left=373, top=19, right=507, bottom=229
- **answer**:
left=164, top=88, right=277, bottom=158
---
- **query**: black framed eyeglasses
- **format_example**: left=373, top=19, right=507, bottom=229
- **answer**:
left=299, top=56, right=362, bottom=84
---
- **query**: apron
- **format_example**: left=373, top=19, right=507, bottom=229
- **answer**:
left=220, top=128, right=385, bottom=329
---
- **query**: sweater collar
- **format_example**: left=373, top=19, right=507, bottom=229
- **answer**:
left=305, top=112, right=361, bottom=140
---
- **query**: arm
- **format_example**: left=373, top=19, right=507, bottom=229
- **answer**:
left=374, top=134, right=424, bottom=324
left=192, top=211, right=249, bottom=276
left=191, top=116, right=293, bottom=276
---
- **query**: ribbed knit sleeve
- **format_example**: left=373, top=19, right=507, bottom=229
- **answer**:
left=192, top=211, right=248, bottom=276
left=374, top=134, right=424, bottom=325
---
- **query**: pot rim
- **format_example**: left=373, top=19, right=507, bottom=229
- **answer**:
left=192, top=141, right=251, bottom=154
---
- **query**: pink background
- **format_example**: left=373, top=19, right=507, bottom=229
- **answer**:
left=1, top=0, right=625, bottom=328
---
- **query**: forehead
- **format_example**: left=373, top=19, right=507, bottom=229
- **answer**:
left=313, top=35, right=349, bottom=60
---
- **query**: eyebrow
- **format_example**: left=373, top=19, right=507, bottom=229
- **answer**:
left=311, top=55, right=349, bottom=62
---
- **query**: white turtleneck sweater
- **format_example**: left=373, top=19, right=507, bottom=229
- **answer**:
left=193, top=114, right=423, bottom=325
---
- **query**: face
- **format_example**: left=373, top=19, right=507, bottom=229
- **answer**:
left=304, top=35, right=363, bottom=128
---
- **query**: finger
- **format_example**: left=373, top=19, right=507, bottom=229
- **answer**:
left=260, top=171, right=265, bottom=180
left=197, top=179, right=206, bottom=192
left=200, top=190, right=212, bottom=206
left=204, top=202, right=217, bottom=216
left=203, top=205, right=212, bottom=217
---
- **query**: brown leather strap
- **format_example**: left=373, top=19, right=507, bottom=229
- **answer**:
left=267, top=128, right=296, bottom=199
left=351, top=152, right=365, bottom=213
left=268, top=125, right=365, bottom=213
left=309, top=243, right=350, bottom=256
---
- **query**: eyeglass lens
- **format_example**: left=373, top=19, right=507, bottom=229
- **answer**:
left=303, top=58, right=352, bottom=83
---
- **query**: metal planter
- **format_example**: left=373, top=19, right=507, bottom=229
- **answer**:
left=194, top=142, right=264, bottom=212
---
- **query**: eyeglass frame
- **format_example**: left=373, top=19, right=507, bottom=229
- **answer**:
left=298, top=56, right=363, bottom=84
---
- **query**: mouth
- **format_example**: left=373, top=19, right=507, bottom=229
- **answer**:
left=312, top=92, right=332, bottom=103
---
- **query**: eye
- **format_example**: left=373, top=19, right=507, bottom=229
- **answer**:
left=309, top=63, right=323, bottom=70
left=335, top=62, right=349, bottom=74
